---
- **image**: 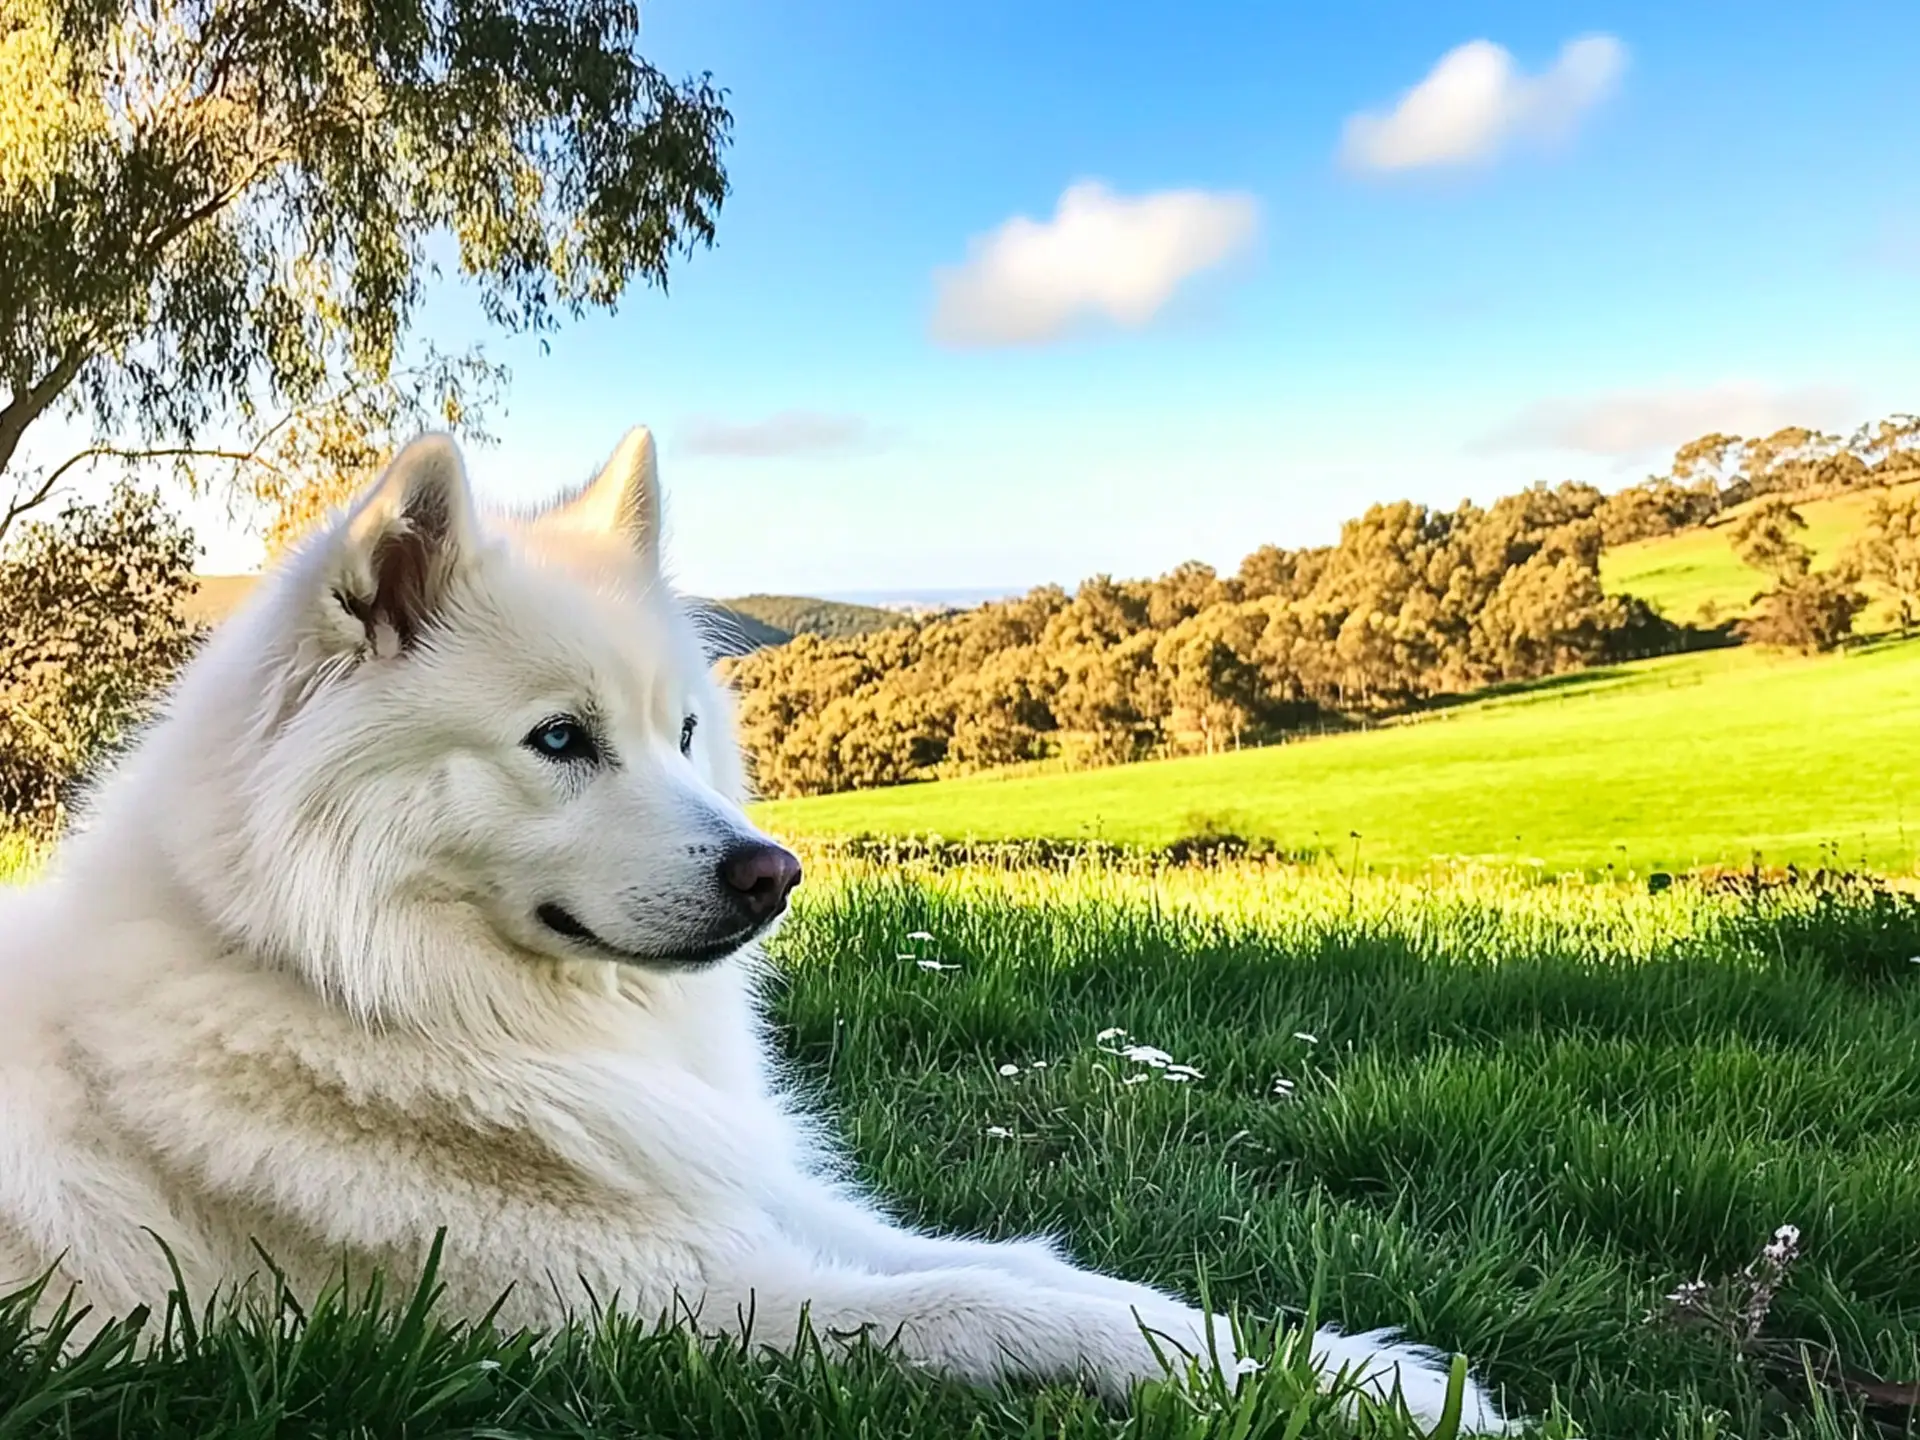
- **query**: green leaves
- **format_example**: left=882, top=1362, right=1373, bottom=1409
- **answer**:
left=0, top=0, right=730, bottom=527
left=0, top=480, right=199, bottom=833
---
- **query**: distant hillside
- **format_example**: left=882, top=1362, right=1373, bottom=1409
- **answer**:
left=818, top=586, right=1020, bottom=613
left=708, top=594, right=903, bottom=647
left=180, top=574, right=904, bottom=654
left=1601, top=480, right=1920, bottom=626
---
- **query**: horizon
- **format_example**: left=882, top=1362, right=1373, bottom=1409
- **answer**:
left=22, top=0, right=1920, bottom=596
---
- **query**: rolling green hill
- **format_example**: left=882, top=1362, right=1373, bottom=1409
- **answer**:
left=1600, top=481, right=1918, bottom=625
left=755, top=637, right=1920, bottom=876
left=182, top=575, right=902, bottom=651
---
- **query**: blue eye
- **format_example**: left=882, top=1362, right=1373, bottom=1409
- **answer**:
left=525, top=716, right=598, bottom=764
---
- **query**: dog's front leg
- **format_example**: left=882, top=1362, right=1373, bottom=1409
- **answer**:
left=761, top=1177, right=1516, bottom=1433
left=687, top=1236, right=1233, bottom=1400
left=768, top=1172, right=1185, bottom=1311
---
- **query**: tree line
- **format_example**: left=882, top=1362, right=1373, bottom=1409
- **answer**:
left=5, top=415, right=1920, bottom=831
left=723, top=417, right=1920, bottom=799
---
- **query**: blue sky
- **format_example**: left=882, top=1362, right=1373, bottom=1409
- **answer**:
left=203, top=2, right=1920, bottom=595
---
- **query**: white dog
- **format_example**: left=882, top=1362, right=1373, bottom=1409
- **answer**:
left=0, top=431, right=1513, bottom=1431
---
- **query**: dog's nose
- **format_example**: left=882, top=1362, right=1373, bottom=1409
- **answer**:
left=719, top=842, right=803, bottom=922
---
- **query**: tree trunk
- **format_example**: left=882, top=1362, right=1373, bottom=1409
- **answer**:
left=0, top=344, right=93, bottom=544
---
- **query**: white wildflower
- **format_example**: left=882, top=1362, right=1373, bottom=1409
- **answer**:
left=916, top=958, right=959, bottom=972
left=907, top=931, right=935, bottom=941
left=997, top=1063, right=1021, bottom=1077
left=1271, top=1077, right=1296, bottom=1098
left=1030, top=1060, right=1048, bottom=1069
left=1292, top=1031, right=1318, bottom=1044
left=1163, top=1063, right=1205, bottom=1082
left=985, top=1125, right=1013, bottom=1139
left=1123, top=1074, right=1150, bottom=1086
left=1096, top=1026, right=1128, bottom=1043
left=1119, top=1044, right=1174, bottom=1068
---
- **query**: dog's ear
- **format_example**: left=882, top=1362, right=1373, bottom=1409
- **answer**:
left=542, top=426, right=661, bottom=572
left=323, top=433, right=479, bottom=658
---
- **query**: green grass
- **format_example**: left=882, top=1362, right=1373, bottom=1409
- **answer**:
left=7, top=854, right=1920, bottom=1436
left=755, top=639, right=1920, bottom=877
left=1600, top=483, right=1920, bottom=626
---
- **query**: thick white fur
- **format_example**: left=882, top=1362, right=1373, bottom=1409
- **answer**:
left=0, top=431, right=1514, bottom=1431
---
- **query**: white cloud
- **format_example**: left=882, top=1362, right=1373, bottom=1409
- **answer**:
left=1340, top=34, right=1626, bottom=173
left=930, top=181, right=1260, bottom=348
left=1478, top=382, right=1860, bottom=459
left=679, top=412, right=880, bottom=460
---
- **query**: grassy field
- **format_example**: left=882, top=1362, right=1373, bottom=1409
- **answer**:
left=6, top=849, right=1920, bottom=1436
left=756, top=639, right=1920, bottom=878
left=1600, top=482, right=1919, bottom=627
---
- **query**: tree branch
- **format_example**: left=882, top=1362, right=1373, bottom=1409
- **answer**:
left=0, top=354, right=477, bottom=550
left=0, top=342, right=93, bottom=480
left=0, top=443, right=287, bottom=550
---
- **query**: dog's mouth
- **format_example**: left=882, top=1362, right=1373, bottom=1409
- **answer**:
left=534, top=902, right=754, bottom=970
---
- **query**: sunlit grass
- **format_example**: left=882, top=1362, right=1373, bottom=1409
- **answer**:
left=6, top=848, right=1919, bottom=1436
left=757, top=638, right=1920, bottom=878
left=1600, top=481, right=1920, bottom=627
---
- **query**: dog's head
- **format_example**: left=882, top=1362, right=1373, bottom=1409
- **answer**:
left=150, top=428, right=799, bottom=1024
